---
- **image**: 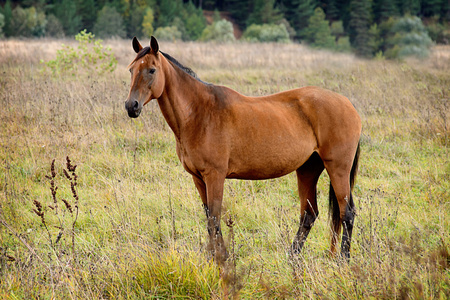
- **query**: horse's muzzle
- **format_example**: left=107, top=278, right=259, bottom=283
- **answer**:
left=125, top=99, right=142, bottom=118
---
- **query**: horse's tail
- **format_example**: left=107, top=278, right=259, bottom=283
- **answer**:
left=329, top=141, right=360, bottom=238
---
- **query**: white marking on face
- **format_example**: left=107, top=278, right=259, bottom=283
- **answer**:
left=141, top=60, right=144, bottom=64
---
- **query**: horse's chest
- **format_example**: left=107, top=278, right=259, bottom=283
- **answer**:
left=176, top=141, right=198, bottom=175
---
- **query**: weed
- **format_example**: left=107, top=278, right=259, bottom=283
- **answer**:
left=40, top=30, right=117, bottom=77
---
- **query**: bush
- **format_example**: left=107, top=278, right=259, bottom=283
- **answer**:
left=425, top=16, right=450, bottom=44
left=243, top=23, right=290, bottom=43
left=336, top=36, right=352, bottom=52
left=10, top=6, right=46, bottom=37
left=154, top=26, right=182, bottom=42
left=93, top=5, right=126, bottom=39
left=385, top=16, right=433, bottom=59
left=41, top=30, right=117, bottom=76
left=200, top=19, right=235, bottom=42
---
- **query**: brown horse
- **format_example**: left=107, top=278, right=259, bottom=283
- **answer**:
left=125, top=37, right=362, bottom=262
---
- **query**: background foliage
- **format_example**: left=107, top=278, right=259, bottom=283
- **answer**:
left=0, top=37, right=449, bottom=299
left=0, top=0, right=449, bottom=58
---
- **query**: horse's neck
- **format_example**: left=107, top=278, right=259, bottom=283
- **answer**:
left=157, top=64, right=210, bottom=140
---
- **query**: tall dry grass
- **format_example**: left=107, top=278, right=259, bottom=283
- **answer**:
left=0, top=38, right=449, bottom=299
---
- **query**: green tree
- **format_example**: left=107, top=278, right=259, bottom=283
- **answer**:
left=225, top=0, right=250, bottom=30
left=401, top=0, right=421, bottom=15
left=126, top=1, right=145, bottom=38
left=349, top=0, right=372, bottom=57
left=325, top=0, right=340, bottom=21
left=76, top=0, right=97, bottom=32
left=45, top=14, right=65, bottom=37
left=156, top=0, right=182, bottom=28
left=374, top=0, right=400, bottom=22
left=1, top=0, right=12, bottom=37
left=93, top=5, right=126, bottom=38
left=281, top=0, right=316, bottom=40
left=247, top=0, right=283, bottom=26
left=0, top=13, right=4, bottom=38
left=181, top=1, right=207, bottom=40
left=304, top=7, right=335, bottom=49
left=53, top=0, right=82, bottom=36
left=421, top=0, right=445, bottom=17
left=10, top=6, right=46, bottom=37
left=142, top=7, right=154, bottom=38
left=367, top=23, right=383, bottom=56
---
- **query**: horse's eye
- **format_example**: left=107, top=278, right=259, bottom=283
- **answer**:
left=149, top=68, right=156, bottom=75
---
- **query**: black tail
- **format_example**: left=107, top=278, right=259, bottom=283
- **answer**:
left=329, top=142, right=360, bottom=235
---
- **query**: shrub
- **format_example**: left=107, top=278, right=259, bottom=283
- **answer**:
left=385, top=16, right=433, bottom=59
left=41, top=30, right=117, bottom=76
left=243, top=23, right=290, bottom=43
left=200, top=19, right=235, bottom=42
left=336, top=36, right=352, bottom=52
left=425, top=16, right=449, bottom=44
left=154, top=26, right=182, bottom=42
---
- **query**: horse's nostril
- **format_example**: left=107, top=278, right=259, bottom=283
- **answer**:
left=133, top=101, right=139, bottom=109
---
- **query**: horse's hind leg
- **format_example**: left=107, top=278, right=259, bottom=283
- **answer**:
left=292, top=152, right=324, bottom=254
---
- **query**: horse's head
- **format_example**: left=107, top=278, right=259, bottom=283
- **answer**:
left=125, top=36, right=164, bottom=118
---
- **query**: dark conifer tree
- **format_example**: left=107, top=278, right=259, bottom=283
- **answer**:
left=421, top=0, right=445, bottom=17
left=225, top=0, right=251, bottom=30
left=247, top=0, right=283, bottom=25
left=1, top=0, right=13, bottom=37
left=76, top=0, right=97, bottom=32
left=401, top=0, right=420, bottom=15
left=280, top=0, right=316, bottom=39
left=53, top=0, right=82, bottom=35
left=349, top=0, right=372, bottom=57
left=373, top=0, right=400, bottom=22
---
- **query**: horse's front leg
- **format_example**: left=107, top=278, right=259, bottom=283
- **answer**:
left=192, top=172, right=227, bottom=263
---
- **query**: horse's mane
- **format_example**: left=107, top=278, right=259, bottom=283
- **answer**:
left=160, top=51, right=199, bottom=79
left=130, top=46, right=201, bottom=81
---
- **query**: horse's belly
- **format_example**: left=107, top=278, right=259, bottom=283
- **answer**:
left=226, top=142, right=313, bottom=180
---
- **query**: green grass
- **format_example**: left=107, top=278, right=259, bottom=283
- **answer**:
left=0, top=39, right=449, bottom=299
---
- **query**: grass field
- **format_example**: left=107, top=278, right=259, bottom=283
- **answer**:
left=0, top=38, right=449, bottom=299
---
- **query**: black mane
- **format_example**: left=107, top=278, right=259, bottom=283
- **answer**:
left=160, top=51, right=199, bottom=79
left=132, top=46, right=202, bottom=82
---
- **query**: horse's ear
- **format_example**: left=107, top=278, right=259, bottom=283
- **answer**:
left=150, top=36, right=159, bottom=55
left=132, top=37, right=143, bottom=53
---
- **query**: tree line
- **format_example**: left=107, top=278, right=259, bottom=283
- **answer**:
left=0, top=0, right=448, bottom=58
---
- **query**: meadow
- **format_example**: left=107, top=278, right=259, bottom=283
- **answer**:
left=0, top=38, right=449, bottom=299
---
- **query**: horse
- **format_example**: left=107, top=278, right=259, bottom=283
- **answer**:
left=125, top=37, right=362, bottom=263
